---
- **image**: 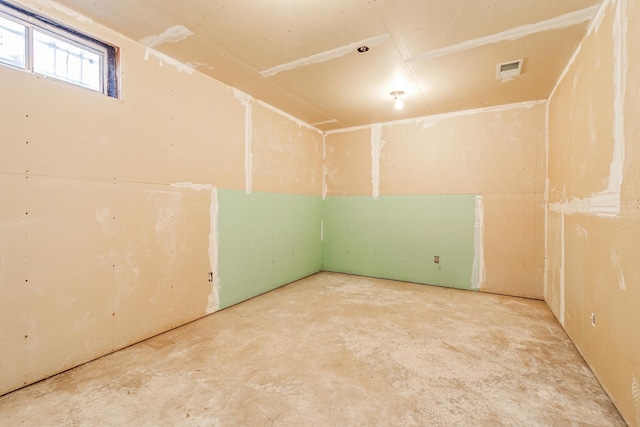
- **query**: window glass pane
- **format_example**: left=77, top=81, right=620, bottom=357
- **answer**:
left=33, top=29, right=101, bottom=91
left=0, top=15, right=26, bottom=68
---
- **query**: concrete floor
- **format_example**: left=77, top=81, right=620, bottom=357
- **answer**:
left=0, top=272, right=626, bottom=426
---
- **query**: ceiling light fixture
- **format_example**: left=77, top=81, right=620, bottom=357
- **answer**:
left=390, top=90, right=405, bottom=109
left=356, top=46, right=370, bottom=54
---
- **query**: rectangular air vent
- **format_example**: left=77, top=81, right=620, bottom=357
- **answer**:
left=496, top=59, right=524, bottom=80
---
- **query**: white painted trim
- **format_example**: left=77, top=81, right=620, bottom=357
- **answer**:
left=325, top=100, right=545, bottom=136
left=409, top=5, right=599, bottom=63
left=260, top=34, right=391, bottom=77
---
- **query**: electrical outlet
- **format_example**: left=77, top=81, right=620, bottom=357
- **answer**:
left=590, top=310, right=596, bottom=327
left=208, top=272, right=213, bottom=283
left=434, top=256, right=440, bottom=264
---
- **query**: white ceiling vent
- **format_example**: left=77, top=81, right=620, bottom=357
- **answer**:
left=496, top=59, right=524, bottom=80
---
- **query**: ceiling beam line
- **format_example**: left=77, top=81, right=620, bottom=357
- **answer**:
left=407, top=5, right=600, bottom=63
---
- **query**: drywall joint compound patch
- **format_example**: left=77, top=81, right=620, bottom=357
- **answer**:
left=471, top=195, right=485, bottom=290
left=256, top=100, right=321, bottom=133
left=144, top=48, right=195, bottom=74
left=610, top=0, right=627, bottom=198
left=371, top=124, right=384, bottom=198
left=549, top=0, right=611, bottom=100
left=208, top=188, right=220, bottom=313
left=560, top=206, right=565, bottom=326
left=325, top=100, right=545, bottom=136
left=632, top=375, right=640, bottom=425
left=170, top=182, right=220, bottom=313
left=95, top=206, right=116, bottom=235
left=544, top=97, right=550, bottom=300
left=322, top=134, right=328, bottom=199
left=234, top=90, right=254, bottom=194
left=260, top=34, right=391, bottom=77
left=549, top=192, right=620, bottom=218
left=409, top=5, right=598, bottom=62
left=35, top=0, right=93, bottom=22
left=140, top=25, right=193, bottom=48
left=547, top=0, right=627, bottom=220
left=610, top=248, right=627, bottom=291
left=590, top=0, right=614, bottom=36
left=311, top=119, right=338, bottom=126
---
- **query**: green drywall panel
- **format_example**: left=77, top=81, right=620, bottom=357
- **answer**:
left=322, top=195, right=477, bottom=290
left=218, top=190, right=323, bottom=309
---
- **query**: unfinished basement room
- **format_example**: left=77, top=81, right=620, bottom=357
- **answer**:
left=0, top=0, right=638, bottom=425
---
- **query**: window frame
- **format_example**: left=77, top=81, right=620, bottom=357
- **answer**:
left=0, top=0, right=118, bottom=98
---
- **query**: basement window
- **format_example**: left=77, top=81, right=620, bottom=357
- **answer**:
left=0, top=1, right=118, bottom=97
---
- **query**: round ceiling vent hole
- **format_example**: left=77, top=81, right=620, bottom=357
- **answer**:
left=356, top=46, right=370, bottom=54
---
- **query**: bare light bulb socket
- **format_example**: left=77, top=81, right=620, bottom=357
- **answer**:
left=390, top=90, right=405, bottom=110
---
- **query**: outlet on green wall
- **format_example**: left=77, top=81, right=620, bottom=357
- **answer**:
left=216, top=191, right=478, bottom=310
left=322, top=195, right=477, bottom=290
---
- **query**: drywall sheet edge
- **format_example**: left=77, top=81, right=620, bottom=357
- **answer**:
left=322, top=195, right=477, bottom=289
left=217, top=190, right=323, bottom=308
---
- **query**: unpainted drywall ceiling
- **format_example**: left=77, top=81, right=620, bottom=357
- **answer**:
left=40, top=0, right=601, bottom=131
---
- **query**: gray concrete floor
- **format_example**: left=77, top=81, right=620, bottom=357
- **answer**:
left=0, top=272, right=626, bottom=426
